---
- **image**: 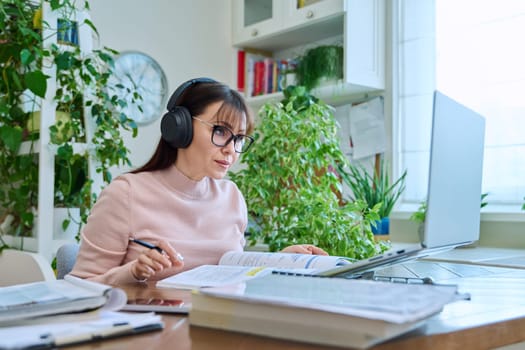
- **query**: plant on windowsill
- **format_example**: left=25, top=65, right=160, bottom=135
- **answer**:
left=0, top=0, right=141, bottom=249
left=337, top=159, right=407, bottom=237
left=293, top=44, right=344, bottom=92
left=229, top=85, right=389, bottom=259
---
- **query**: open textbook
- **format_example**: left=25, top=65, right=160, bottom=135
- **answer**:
left=157, top=250, right=353, bottom=289
left=0, top=275, right=127, bottom=325
left=190, top=273, right=460, bottom=349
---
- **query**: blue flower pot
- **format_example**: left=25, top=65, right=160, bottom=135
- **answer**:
left=372, top=217, right=390, bottom=235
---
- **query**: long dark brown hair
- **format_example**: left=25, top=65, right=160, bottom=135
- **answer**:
left=132, top=80, right=254, bottom=174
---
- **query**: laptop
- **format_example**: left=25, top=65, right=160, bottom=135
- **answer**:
left=318, top=91, right=486, bottom=278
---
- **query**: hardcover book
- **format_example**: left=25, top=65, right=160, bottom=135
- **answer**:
left=189, top=274, right=460, bottom=349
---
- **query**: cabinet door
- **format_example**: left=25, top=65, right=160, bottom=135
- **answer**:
left=232, top=0, right=283, bottom=45
left=344, top=0, right=385, bottom=89
left=283, top=0, right=344, bottom=29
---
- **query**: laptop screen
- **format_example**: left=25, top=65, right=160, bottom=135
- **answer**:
left=316, top=91, right=486, bottom=278
left=423, top=91, right=485, bottom=248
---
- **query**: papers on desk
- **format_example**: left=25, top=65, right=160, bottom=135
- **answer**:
left=0, top=275, right=126, bottom=324
left=0, top=311, right=163, bottom=349
left=190, top=274, right=460, bottom=349
left=0, top=276, right=164, bottom=349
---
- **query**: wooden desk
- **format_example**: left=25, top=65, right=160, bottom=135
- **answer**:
left=69, top=261, right=525, bottom=350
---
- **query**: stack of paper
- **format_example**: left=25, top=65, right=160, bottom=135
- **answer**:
left=189, top=274, right=460, bottom=349
left=0, top=275, right=126, bottom=324
left=0, top=276, right=164, bottom=349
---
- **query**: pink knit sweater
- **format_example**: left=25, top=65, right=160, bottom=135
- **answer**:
left=70, top=165, right=247, bottom=285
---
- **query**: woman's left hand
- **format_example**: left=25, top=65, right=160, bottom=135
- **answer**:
left=281, top=244, right=329, bottom=256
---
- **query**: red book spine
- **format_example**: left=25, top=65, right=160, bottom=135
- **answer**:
left=237, top=50, right=246, bottom=93
left=254, top=61, right=265, bottom=96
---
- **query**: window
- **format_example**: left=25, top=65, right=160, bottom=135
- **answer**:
left=395, top=0, right=525, bottom=213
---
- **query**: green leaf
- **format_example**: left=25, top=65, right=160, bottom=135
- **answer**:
left=0, top=125, right=23, bottom=152
left=24, top=71, right=48, bottom=98
left=20, top=49, right=32, bottom=65
left=83, top=18, right=99, bottom=37
left=55, top=51, right=74, bottom=70
left=50, top=0, right=61, bottom=10
left=10, top=70, right=24, bottom=91
left=62, top=219, right=71, bottom=231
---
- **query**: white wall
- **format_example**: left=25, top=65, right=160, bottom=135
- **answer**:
left=89, top=0, right=235, bottom=172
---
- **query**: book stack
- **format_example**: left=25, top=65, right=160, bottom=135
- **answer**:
left=0, top=276, right=163, bottom=349
left=189, top=273, right=460, bottom=349
left=237, top=49, right=297, bottom=97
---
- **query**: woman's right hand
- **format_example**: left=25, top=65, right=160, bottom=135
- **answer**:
left=131, top=240, right=184, bottom=281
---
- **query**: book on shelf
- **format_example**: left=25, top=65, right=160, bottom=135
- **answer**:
left=253, top=60, right=266, bottom=96
left=189, top=273, right=460, bottom=349
left=156, top=250, right=353, bottom=290
left=0, top=310, right=163, bottom=349
left=237, top=49, right=296, bottom=98
left=236, top=50, right=245, bottom=93
left=0, top=275, right=127, bottom=325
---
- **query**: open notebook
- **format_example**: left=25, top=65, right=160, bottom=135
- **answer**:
left=318, top=91, right=486, bottom=278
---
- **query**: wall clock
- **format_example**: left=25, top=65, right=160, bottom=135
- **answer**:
left=109, top=51, right=169, bottom=125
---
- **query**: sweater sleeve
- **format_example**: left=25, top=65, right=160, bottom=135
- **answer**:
left=70, top=177, right=138, bottom=285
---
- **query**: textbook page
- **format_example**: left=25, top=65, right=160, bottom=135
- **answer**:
left=157, top=251, right=354, bottom=290
left=156, top=265, right=279, bottom=289
left=218, top=251, right=354, bottom=269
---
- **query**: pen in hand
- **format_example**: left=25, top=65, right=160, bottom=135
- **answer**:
left=129, top=238, right=163, bottom=253
left=129, top=238, right=184, bottom=261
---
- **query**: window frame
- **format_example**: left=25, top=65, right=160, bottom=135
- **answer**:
left=390, top=0, right=525, bottom=224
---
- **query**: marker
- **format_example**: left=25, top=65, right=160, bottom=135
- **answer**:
left=129, top=238, right=184, bottom=261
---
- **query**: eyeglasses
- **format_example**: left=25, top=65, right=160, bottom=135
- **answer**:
left=192, top=117, right=254, bottom=153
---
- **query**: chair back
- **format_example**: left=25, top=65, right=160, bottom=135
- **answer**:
left=56, top=242, right=80, bottom=279
left=0, top=249, right=56, bottom=286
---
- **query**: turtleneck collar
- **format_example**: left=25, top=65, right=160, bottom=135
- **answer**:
left=157, top=165, right=210, bottom=198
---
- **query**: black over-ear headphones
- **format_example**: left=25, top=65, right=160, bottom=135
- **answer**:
left=160, top=77, right=217, bottom=148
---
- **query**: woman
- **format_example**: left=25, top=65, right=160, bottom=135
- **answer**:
left=70, top=78, right=326, bottom=285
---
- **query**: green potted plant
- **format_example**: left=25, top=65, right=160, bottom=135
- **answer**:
left=338, top=159, right=407, bottom=237
left=230, top=86, right=388, bottom=259
left=293, top=44, right=344, bottom=92
left=0, top=0, right=141, bottom=247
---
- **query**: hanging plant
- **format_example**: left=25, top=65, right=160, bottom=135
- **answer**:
left=0, top=0, right=141, bottom=242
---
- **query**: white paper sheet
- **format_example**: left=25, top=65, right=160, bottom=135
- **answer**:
left=0, top=311, right=162, bottom=349
left=349, top=97, right=386, bottom=159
